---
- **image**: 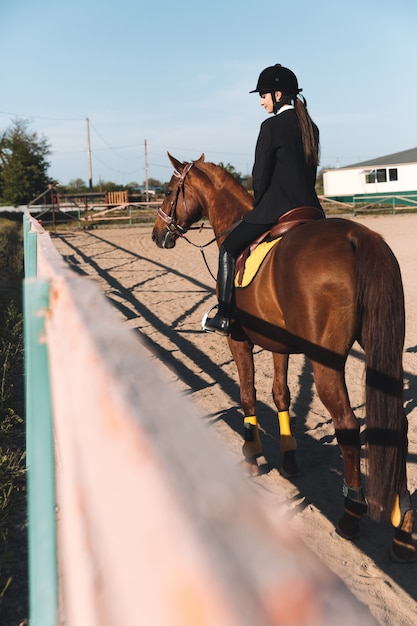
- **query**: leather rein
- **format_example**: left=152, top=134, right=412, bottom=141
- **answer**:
left=157, top=161, right=240, bottom=280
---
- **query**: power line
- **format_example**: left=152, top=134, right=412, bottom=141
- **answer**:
left=92, top=153, right=141, bottom=176
left=0, top=110, right=84, bottom=122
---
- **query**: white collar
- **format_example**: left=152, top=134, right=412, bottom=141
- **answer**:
left=277, top=104, right=294, bottom=115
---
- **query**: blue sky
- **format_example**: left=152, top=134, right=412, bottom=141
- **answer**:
left=1, top=0, right=416, bottom=186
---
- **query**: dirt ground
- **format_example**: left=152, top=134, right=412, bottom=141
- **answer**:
left=52, top=212, right=417, bottom=625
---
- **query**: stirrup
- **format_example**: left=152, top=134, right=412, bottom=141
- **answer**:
left=202, top=305, right=230, bottom=335
left=201, top=305, right=219, bottom=333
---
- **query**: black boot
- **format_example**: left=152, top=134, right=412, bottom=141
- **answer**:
left=204, top=246, right=235, bottom=336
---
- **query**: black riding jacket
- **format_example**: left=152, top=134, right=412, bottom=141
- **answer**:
left=244, top=107, right=323, bottom=224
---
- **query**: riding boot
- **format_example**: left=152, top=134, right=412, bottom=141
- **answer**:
left=204, top=246, right=235, bottom=336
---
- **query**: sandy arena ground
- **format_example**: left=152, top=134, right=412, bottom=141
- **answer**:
left=52, top=212, right=417, bottom=625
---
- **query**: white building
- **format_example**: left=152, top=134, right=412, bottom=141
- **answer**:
left=323, top=147, right=417, bottom=207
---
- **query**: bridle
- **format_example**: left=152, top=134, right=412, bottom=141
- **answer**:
left=157, top=161, right=194, bottom=237
left=157, top=160, right=241, bottom=280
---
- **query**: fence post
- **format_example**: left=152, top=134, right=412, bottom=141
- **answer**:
left=23, top=213, right=58, bottom=626
left=24, top=278, right=57, bottom=626
left=23, top=213, right=37, bottom=277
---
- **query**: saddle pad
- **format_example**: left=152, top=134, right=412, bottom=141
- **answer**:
left=235, top=237, right=282, bottom=288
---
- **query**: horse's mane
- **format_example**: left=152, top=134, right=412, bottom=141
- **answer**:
left=196, top=159, right=252, bottom=211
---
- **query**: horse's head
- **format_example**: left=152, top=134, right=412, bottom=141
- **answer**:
left=152, top=153, right=205, bottom=249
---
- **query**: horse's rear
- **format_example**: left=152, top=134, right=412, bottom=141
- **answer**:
left=234, top=217, right=414, bottom=561
left=236, top=218, right=358, bottom=357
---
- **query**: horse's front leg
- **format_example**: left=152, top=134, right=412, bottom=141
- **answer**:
left=227, top=335, right=261, bottom=473
left=271, top=353, right=300, bottom=477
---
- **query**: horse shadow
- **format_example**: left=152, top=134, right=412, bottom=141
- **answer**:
left=54, top=230, right=417, bottom=603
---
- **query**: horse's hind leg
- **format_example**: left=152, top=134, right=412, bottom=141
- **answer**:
left=387, top=423, right=416, bottom=562
left=390, top=489, right=416, bottom=562
left=311, top=360, right=367, bottom=539
left=271, top=353, right=300, bottom=477
left=227, top=335, right=261, bottom=473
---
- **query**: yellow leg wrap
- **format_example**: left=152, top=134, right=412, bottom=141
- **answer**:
left=278, top=410, right=291, bottom=435
left=391, top=495, right=401, bottom=528
left=244, top=415, right=258, bottom=427
left=391, top=491, right=412, bottom=528
left=242, top=415, right=262, bottom=459
left=278, top=410, right=297, bottom=453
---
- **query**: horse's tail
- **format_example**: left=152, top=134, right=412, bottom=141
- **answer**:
left=350, top=225, right=407, bottom=522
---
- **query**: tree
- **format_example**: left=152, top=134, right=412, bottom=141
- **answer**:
left=0, top=119, right=51, bottom=206
left=64, top=178, right=89, bottom=194
left=146, top=177, right=164, bottom=189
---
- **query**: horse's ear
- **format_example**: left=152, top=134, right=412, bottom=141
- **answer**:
left=167, top=152, right=184, bottom=172
left=195, top=153, right=205, bottom=163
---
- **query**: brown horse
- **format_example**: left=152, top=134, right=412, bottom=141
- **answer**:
left=152, top=153, right=415, bottom=562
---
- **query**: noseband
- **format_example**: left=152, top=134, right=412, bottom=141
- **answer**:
left=157, top=162, right=194, bottom=237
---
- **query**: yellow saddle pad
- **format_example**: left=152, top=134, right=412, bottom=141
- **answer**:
left=235, top=237, right=282, bottom=288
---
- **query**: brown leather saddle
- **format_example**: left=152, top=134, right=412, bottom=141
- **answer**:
left=235, top=206, right=325, bottom=286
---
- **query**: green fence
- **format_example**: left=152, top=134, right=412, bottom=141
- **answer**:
left=23, top=213, right=57, bottom=626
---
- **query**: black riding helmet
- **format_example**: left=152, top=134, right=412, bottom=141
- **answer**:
left=250, top=64, right=302, bottom=113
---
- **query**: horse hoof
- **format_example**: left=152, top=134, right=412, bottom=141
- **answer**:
left=280, top=450, right=300, bottom=478
left=336, top=514, right=361, bottom=540
left=243, top=456, right=260, bottom=477
left=390, top=540, right=417, bottom=564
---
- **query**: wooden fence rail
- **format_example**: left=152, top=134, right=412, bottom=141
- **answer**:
left=23, top=212, right=378, bottom=625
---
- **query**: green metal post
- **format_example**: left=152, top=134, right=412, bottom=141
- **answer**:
left=23, top=213, right=37, bottom=278
left=23, top=276, right=57, bottom=625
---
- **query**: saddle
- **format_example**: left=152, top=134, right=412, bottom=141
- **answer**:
left=235, top=206, right=324, bottom=288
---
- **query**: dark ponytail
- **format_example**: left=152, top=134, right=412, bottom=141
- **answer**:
left=294, top=96, right=320, bottom=167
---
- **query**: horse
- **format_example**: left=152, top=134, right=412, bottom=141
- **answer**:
left=151, top=153, right=416, bottom=563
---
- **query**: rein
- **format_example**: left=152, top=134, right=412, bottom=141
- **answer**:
left=158, top=160, right=241, bottom=281
left=182, top=220, right=241, bottom=281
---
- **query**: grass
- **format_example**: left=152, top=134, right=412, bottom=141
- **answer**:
left=0, top=217, right=27, bottom=625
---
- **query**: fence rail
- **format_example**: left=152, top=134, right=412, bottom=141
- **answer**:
left=319, top=194, right=417, bottom=216
left=23, top=211, right=378, bottom=625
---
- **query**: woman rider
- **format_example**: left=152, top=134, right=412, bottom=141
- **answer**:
left=204, top=64, right=324, bottom=336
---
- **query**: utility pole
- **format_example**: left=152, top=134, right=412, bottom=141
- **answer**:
left=144, top=139, right=149, bottom=201
left=86, top=117, right=93, bottom=193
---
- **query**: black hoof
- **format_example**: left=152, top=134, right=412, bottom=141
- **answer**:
left=242, top=455, right=260, bottom=477
left=389, top=542, right=417, bottom=563
left=390, top=528, right=417, bottom=563
left=280, top=450, right=300, bottom=478
left=336, top=517, right=361, bottom=541
left=336, top=498, right=366, bottom=540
